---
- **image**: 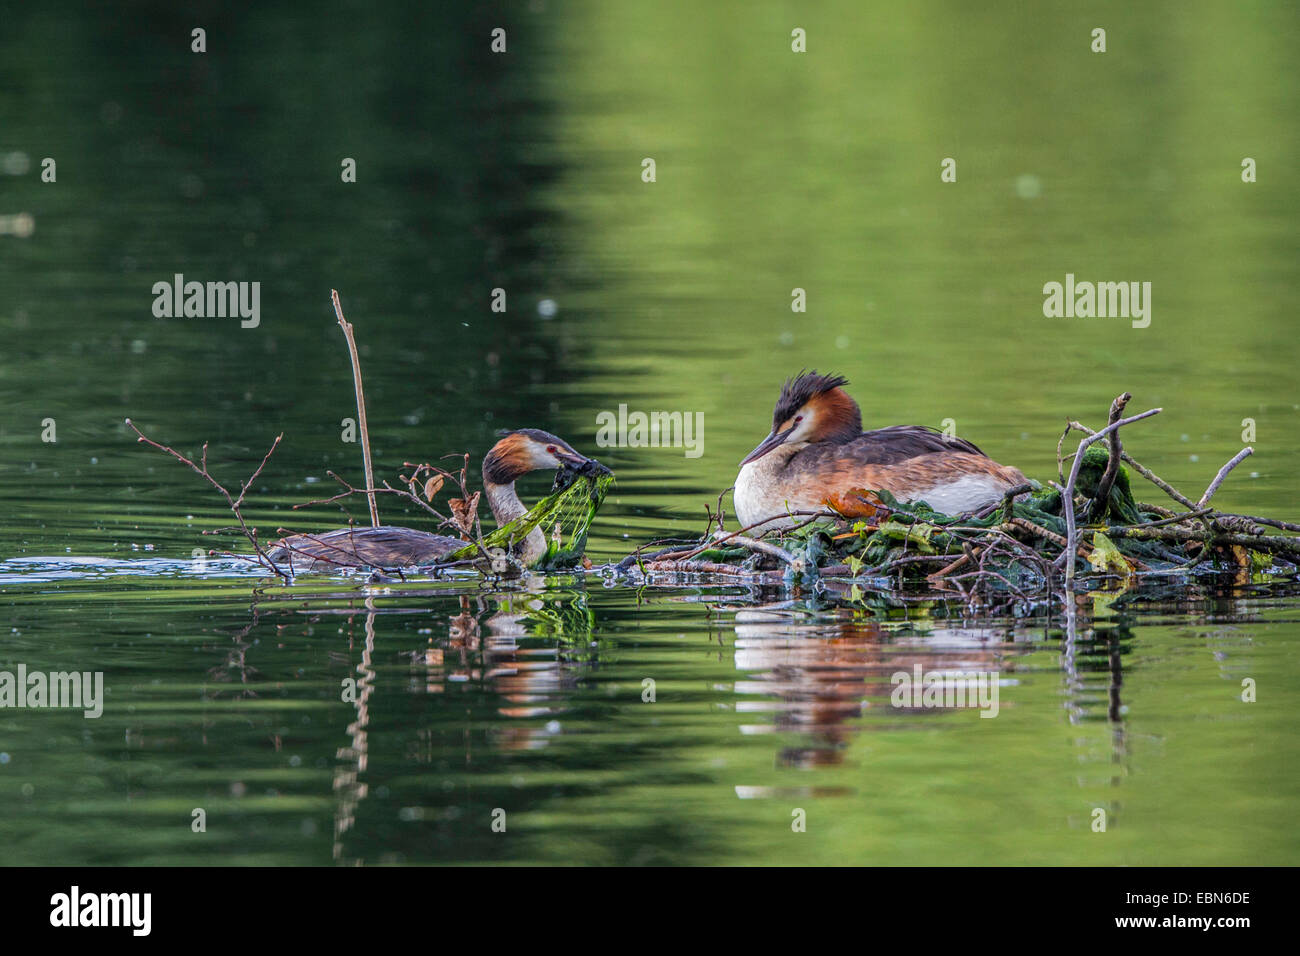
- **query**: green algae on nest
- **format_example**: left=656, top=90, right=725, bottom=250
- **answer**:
left=1073, top=444, right=1142, bottom=525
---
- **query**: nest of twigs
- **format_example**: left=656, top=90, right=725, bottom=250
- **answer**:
left=615, top=393, right=1299, bottom=604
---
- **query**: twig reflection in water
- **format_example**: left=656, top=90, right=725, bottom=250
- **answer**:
left=333, top=600, right=376, bottom=863
left=323, top=586, right=595, bottom=863
left=1061, top=588, right=1129, bottom=829
left=204, top=611, right=262, bottom=700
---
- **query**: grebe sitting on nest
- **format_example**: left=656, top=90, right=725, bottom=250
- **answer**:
left=733, top=371, right=1028, bottom=531
left=269, top=429, right=606, bottom=571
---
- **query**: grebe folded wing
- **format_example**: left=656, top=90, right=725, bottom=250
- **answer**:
left=788, top=427, right=1026, bottom=514
left=267, top=526, right=466, bottom=571
left=828, top=425, right=989, bottom=464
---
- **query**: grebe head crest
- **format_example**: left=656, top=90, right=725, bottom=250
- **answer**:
left=740, top=370, right=862, bottom=465
left=483, top=429, right=592, bottom=484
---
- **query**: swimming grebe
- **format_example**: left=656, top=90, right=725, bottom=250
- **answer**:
left=733, top=372, right=1028, bottom=530
left=268, top=429, right=601, bottom=571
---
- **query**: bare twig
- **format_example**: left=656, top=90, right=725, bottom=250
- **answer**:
left=1198, top=447, right=1254, bottom=508
left=927, top=550, right=975, bottom=581
left=642, top=558, right=783, bottom=581
left=1064, top=420, right=1197, bottom=510
left=331, top=289, right=379, bottom=528
left=1101, top=524, right=1300, bottom=558
left=1057, top=405, right=1162, bottom=584
left=711, top=531, right=798, bottom=567
left=1089, top=392, right=1130, bottom=521
left=1216, top=513, right=1300, bottom=534
left=125, top=419, right=289, bottom=581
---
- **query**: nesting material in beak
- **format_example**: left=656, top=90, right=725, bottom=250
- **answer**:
left=552, top=454, right=611, bottom=492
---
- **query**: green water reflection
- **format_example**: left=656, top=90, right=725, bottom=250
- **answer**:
left=1, top=577, right=1296, bottom=865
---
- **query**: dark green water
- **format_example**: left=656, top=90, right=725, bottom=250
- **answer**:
left=1, top=1, right=1297, bottom=865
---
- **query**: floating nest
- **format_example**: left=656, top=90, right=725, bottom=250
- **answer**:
left=615, top=396, right=1300, bottom=603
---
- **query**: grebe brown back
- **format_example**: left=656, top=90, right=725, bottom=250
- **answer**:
left=268, top=429, right=599, bottom=572
left=733, top=371, right=1028, bottom=530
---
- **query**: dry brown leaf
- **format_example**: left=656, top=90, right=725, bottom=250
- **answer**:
left=423, top=474, right=445, bottom=502
left=448, top=492, right=480, bottom=536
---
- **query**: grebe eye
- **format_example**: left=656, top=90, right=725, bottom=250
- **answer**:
left=547, top=445, right=556, bottom=453
left=794, top=415, right=803, bottom=423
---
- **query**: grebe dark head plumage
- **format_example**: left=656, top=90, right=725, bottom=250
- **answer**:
left=483, top=429, right=591, bottom=484
left=742, top=369, right=862, bottom=466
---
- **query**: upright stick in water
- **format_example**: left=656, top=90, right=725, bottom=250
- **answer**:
left=331, top=289, right=380, bottom=528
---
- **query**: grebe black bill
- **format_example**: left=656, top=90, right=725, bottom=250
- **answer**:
left=268, top=429, right=606, bottom=572
left=733, top=371, right=1029, bottom=531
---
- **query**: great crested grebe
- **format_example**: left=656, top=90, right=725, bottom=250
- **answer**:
left=268, top=429, right=602, bottom=571
left=733, top=371, right=1028, bottom=530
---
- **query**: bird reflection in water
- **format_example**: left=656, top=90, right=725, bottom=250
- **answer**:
left=407, top=586, right=597, bottom=754
left=330, top=585, right=596, bottom=862
left=729, top=603, right=1030, bottom=768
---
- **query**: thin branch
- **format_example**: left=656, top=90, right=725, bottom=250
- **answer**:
left=331, top=289, right=379, bottom=528
left=1100, top=523, right=1300, bottom=558
left=1063, top=420, right=1197, bottom=510
left=1057, top=405, right=1162, bottom=584
left=1198, top=447, right=1254, bottom=508
left=1088, top=392, right=1130, bottom=521
left=1216, top=513, right=1300, bottom=534
left=125, top=419, right=289, bottom=581
left=711, top=531, right=798, bottom=567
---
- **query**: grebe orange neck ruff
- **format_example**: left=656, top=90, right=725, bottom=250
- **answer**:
left=733, top=371, right=1028, bottom=531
